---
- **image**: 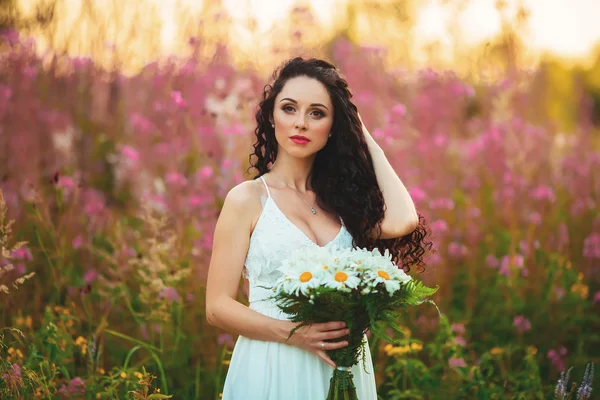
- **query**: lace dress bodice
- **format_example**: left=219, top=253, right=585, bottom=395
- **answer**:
left=243, top=176, right=354, bottom=306
left=223, top=177, right=378, bottom=400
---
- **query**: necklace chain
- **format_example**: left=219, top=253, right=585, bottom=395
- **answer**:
left=269, top=170, right=317, bottom=215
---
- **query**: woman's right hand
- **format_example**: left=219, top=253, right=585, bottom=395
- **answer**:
left=280, top=320, right=350, bottom=368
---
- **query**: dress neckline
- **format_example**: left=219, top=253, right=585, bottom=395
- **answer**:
left=265, top=197, right=345, bottom=248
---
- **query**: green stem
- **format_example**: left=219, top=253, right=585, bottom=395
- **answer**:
left=33, top=227, right=60, bottom=300
left=326, top=369, right=359, bottom=400
left=104, top=329, right=161, bottom=353
left=195, top=359, right=201, bottom=400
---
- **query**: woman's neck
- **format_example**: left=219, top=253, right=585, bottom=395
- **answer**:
left=269, top=155, right=314, bottom=192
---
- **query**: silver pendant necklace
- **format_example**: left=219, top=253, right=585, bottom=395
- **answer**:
left=269, top=170, right=317, bottom=215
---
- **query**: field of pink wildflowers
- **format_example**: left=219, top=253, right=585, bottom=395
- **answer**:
left=0, top=28, right=599, bottom=399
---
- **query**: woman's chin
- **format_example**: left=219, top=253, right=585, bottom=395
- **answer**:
left=283, top=146, right=319, bottom=159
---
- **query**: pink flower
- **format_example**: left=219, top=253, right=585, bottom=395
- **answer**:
left=57, top=176, right=75, bottom=192
left=15, top=262, right=26, bottom=274
left=464, top=85, right=475, bottom=98
left=583, top=233, right=600, bottom=259
left=354, top=92, right=373, bottom=104
left=223, top=123, right=245, bottom=136
left=527, top=212, right=542, bottom=226
left=372, top=128, right=385, bottom=139
left=2, top=363, right=22, bottom=389
left=593, top=291, right=600, bottom=304
left=165, top=172, right=188, bottom=187
left=198, top=166, right=213, bottom=179
left=500, top=254, right=524, bottom=271
left=222, top=158, right=232, bottom=169
left=408, top=187, right=427, bottom=203
left=499, top=263, right=511, bottom=277
left=83, top=189, right=105, bottom=217
left=548, top=347, right=567, bottom=372
left=454, top=336, right=467, bottom=347
left=427, top=253, right=442, bottom=265
left=486, top=254, right=500, bottom=268
left=121, top=146, right=139, bottom=163
left=451, top=323, right=465, bottom=335
left=72, top=236, right=84, bottom=249
left=188, top=195, right=202, bottom=207
left=513, top=315, right=531, bottom=333
left=0, top=84, right=12, bottom=101
left=10, top=246, right=32, bottom=261
left=429, top=197, right=455, bottom=210
left=59, top=377, right=85, bottom=395
left=84, top=269, right=97, bottom=285
left=130, top=112, right=154, bottom=135
left=430, top=219, right=449, bottom=233
left=172, top=91, right=186, bottom=107
left=202, top=234, right=213, bottom=250
left=514, top=255, right=524, bottom=268
left=217, top=333, right=234, bottom=348
left=448, top=356, right=467, bottom=368
left=529, top=185, right=556, bottom=203
left=391, top=103, right=407, bottom=117
left=452, top=83, right=464, bottom=95
left=153, top=142, right=171, bottom=156
left=433, top=134, right=447, bottom=147
left=160, top=287, right=181, bottom=302
left=467, top=207, right=481, bottom=218
left=448, top=242, right=468, bottom=258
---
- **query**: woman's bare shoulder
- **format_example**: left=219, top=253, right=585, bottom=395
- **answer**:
left=222, top=179, right=265, bottom=228
left=225, top=179, right=264, bottom=204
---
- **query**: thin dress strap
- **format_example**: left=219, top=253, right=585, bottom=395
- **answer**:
left=259, top=176, right=271, bottom=198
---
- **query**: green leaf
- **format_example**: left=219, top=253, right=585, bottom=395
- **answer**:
left=147, top=394, right=173, bottom=399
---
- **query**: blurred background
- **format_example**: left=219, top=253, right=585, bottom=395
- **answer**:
left=0, top=0, right=599, bottom=399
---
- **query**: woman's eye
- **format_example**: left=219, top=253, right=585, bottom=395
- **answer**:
left=283, top=105, right=295, bottom=112
left=311, top=110, right=325, bottom=118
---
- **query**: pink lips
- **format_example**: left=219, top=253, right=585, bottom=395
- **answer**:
left=290, top=135, right=310, bottom=144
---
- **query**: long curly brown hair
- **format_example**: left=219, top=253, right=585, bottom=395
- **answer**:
left=248, top=57, right=434, bottom=273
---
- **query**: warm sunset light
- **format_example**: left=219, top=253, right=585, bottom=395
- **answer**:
left=3, top=0, right=599, bottom=398
left=15, top=0, right=600, bottom=71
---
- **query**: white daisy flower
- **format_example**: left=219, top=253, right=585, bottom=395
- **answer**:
left=365, top=267, right=402, bottom=295
left=278, top=260, right=321, bottom=296
left=391, top=268, right=412, bottom=284
left=280, top=265, right=323, bottom=297
left=322, top=267, right=361, bottom=292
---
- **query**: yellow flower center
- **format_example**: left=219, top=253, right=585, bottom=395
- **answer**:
left=323, top=265, right=329, bottom=270
left=377, top=270, right=390, bottom=280
left=299, top=272, right=313, bottom=282
left=334, top=272, right=348, bottom=282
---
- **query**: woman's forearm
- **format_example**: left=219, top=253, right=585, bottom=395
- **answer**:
left=207, top=296, right=291, bottom=343
left=364, top=127, right=419, bottom=237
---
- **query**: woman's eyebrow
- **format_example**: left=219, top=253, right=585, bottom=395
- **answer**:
left=279, top=97, right=329, bottom=111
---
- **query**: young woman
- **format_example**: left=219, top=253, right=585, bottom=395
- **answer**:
left=206, top=57, right=432, bottom=399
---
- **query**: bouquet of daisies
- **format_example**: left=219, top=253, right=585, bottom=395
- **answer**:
left=262, top=246, right=439, bottom=400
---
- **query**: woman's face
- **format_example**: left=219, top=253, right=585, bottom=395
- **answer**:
left=272, top=76, right=334, bottom=158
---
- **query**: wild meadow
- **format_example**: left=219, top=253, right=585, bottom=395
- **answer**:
left=0, top=26, right=598, bottom=399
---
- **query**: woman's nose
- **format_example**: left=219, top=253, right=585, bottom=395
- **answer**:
left=294, top=115, right=307, bottom=130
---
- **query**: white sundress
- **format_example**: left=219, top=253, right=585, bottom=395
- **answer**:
left=221, top=176, right=378, bottom=400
